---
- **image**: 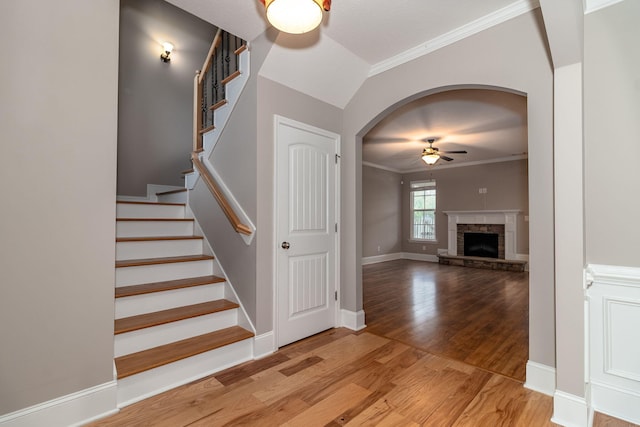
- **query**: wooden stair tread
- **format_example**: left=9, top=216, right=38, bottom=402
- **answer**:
left=116, top=218, right=193, bottom=222
left=209, top=99, right=227, bottom=111
left=221, top=70, right=241, bottom=85
left=115, top=300, right=239, bottom=334
left=116, top=201, right=185, bottom=206
left=116, top=275, right=225, bottom=298
left=198, top=124, right=215, bottom=135
left=116, top=235, right=203, bottom=242
left=116, top=254, right=214, bottom=268
left=115, top=326, right=254, bottom=379
left=155, top=188, right=187, bottom=196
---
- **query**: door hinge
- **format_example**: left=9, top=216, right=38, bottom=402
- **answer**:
left=335, top=290, right=338, bottom=301
left=335, top=154, right=340, bottom=164
left=335, top=223, right=338, bottom=232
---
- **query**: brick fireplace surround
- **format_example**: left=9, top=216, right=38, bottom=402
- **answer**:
left=439, top=210, right=526, bottom=272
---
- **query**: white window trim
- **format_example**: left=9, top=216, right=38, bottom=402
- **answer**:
left=410, top=180, right=437, bottom=242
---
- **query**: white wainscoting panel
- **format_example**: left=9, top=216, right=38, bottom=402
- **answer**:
left=587, top=264, right=640, bottom=425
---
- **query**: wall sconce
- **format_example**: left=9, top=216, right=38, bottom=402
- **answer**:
left=160, top=42, right=174, bottom=63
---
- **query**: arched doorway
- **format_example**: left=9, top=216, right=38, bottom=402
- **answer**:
left=360, top=86, right=530, bottom=380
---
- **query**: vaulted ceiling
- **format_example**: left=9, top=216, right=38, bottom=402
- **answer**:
left=162, top=0, right=594, bottom=170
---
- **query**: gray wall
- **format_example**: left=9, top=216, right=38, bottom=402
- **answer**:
left=402, top=160, right=529, bottom=256
left=362, top=166, right=403, bottom=257
left=118, top=0, right=216, bottom=196
left=190, top=30, right=274, bottom=334
left=0, top=0, right=118, bottom=415
left=342, top=10, right=555, bottom=370
left=256, top=69, right=344, bottom=334
left=584, top=0, right=640, bottom=267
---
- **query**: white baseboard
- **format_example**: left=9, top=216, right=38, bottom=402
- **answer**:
left=524, top=361, right=556, bottom=396
left=0, top=381, right=117, bottom=427
left=361, top=252, right=439, bottom=265
left=591, top=381, right=640, bottom=425
left=402, top=252, right=439, bottom=263
left=341, top=309, right=366, bottom=331
left=552, top=390, right=589, bottom=427
left=253, top=331, right=276, bottom=359
left=361, top=252, right=403, bottom=265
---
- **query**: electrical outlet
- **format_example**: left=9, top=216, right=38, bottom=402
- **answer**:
left=377, top=245, right=381, bottom=252
left=422, top=245, right=426, bottom=250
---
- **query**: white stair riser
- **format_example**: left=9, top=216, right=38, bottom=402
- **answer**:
left=156, top=192, right=187, bottom=204
left=116, top=221, right=193, bottom=238
left=116, top=239, right=203, bottom=260
left=117, top=339, right=253, bottom=407
left=115, top=309, right=238, bottom=357
left=116, top=260, right=213, bottom=287
left=116, top=203, right=185, bottom=219
left=115, top=283, right=224, bottom=318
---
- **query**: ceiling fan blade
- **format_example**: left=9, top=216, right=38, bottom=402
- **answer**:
left=442, top=150, right=467, bottom=154
left=440, top=155, right=454, bottom=161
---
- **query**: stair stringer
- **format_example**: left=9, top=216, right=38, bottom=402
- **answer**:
left=186, top=204, right=256, bottom=335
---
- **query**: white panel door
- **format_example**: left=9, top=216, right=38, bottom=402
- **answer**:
left=275, top=116, right=339, bottom=347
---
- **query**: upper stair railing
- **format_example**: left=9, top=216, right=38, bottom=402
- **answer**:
left=194, top=29, right=246, bottom=152
left=191, top=28, right=252, bottom=238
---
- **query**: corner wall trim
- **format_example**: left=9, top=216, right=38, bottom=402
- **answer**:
left=361, top=253, right=403, bottom=265
left=253, top=331, right=276, bottom=359
left=0, top=381, right=117, bottom=427
left=551, top=390, right=589, bottom=427
left=524, top=361, right=556, bottom=396
left=361, top=252, right=439, bottom=266
left=402, top=252, right=439, bottom=263
left=341, top=309, right=366, bottom=331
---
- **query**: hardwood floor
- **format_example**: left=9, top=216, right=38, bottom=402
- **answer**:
left=363, top=260, right=528, bottom=381
left=92, top=260, right=637, bottom=426
left=91, top=328, right=557, bottom=426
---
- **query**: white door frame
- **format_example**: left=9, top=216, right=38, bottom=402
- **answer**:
left=272, top=115, right=341, bottom=348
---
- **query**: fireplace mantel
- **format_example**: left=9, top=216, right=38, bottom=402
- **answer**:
left=444, top=210, right=521, bottom=260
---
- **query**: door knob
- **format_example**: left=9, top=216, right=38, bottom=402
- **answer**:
left=281, top=241, right=290, bottom=250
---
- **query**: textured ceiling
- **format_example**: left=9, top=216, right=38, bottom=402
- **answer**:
left=363, top=89, right=528, bottom=172
left=165, top=0, right=537, bottom=168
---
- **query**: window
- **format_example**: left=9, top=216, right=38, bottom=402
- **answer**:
left=410, top=180, right=436, bottom=241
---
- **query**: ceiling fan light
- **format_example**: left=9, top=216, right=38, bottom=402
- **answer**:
left=422, top=152, right=440, bottom=165
left=265, top=0, right=324, bottom=34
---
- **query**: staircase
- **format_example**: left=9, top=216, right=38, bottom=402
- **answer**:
left=114, top=191, right=254, bottom=406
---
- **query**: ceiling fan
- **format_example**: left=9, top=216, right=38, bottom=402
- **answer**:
left=421, top=138, right=467, bottom=165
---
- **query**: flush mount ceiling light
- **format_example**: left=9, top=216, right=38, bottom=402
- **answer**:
left=260, top=0, right=331, bottom=34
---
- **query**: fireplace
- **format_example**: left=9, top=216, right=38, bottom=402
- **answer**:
left=444, top=210, right=519, bottom=261
left=464, top=232, right=499, bottom=258
left=457, top=223, right=505, bottom=259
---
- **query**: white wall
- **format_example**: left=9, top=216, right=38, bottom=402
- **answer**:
left=0, top=0, right=118, bottom=415
left=118, top=0, right=216, bottom=196
left=342, top=10, right=555, bottom=369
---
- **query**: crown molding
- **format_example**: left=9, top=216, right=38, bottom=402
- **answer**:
left=368, top=0, right=540, bottom=77
left=362, top=161, right=404, bottom=174
left=584, top=0, right=624, bottom=14
left=400, top=154, right=528, bottom=174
